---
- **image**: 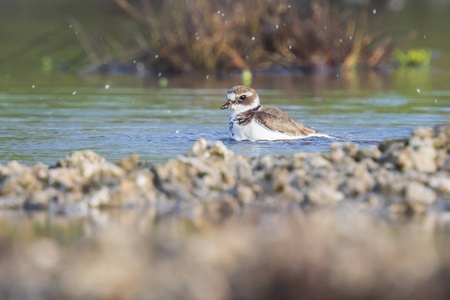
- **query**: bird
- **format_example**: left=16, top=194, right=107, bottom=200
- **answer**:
left=221, top=85, right=327, bottom=141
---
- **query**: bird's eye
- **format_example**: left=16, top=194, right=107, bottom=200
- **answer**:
left=239, top=95, right=246, bottom=100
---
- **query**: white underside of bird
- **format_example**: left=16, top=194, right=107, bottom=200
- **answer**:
left=229, top=113, right=329, bottom=141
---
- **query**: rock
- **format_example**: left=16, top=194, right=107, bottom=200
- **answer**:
left=355, top=146, right=382, bottom=161
left=56, top=150, right=105, bottom=168
left=378, top=139, right=407, bottom=166
left=429, top=175, right=450, bottom=194
left=236, top=184, right=255, bottom=204
left=330, top=142, right=360, bottom=161
left=413, top=127, right=433, bottom=139
left=57, top=151, right=125, bottom=179
left=253, top=156, right=275, bottom=172
left=440, top=156, right=450, bottom=172
left=156, top=159, right=194, bottom=189
left=201, top=194, right=240, bottom=222
left=87, top=187, right=110, bottom=207
left=331, top=148, right=345, bottom=163
left=48, top=168, right=82, bottom=190
left=117, top=154, right=140, bottom=172
left=0, top=163, right=47, bottom=197
left=231, top=155, right=253, bottom=181
left=270, top=169, right=303, bottom=201
left=306, top=179, right=344, bottom=205
left=404, top=182, right=436, bottom=213
left=307, top=153, right=331, bottom=169
left=188, top=139, right=234, bottom=161
left=189, top=139, right=208, bottom=157
left=435, top=150, right=447, bottom=169
left=339, top=178, right=370, bottom=196
left=343, top=142, right=359, bottom=158
left=397, top=143, right=437, bottom=173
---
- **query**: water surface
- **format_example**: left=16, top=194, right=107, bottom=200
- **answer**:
left=0, top=70, right=449, bottom=165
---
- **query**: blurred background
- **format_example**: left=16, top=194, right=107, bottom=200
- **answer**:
left=1, top=0, right=450, bottom=77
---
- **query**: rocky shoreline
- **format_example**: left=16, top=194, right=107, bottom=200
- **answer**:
left=0, top=120, right=450, bottom=300
left=1, top=120, right=449, bottom=220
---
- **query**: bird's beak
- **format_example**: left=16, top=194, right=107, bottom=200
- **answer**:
left=221, top=101, right=232, bottom=110
left=221, top=92, right=236, bottom=110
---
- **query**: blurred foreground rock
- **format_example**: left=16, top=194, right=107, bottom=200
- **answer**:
left=0, top=209, right=449, bottom=300
left=0, top=120, right=449, bottom=218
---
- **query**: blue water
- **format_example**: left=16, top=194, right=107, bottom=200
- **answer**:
left=0, top=71, right=448, bottom=165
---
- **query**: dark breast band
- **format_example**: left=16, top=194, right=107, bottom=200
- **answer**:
left=236, top=105, right=261, bottom=125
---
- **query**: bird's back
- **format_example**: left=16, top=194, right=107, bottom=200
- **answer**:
left=253, top=106, right=317, bottom=136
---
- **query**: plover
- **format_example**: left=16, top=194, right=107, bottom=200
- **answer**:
left=221, top=85, right=326, bottom=141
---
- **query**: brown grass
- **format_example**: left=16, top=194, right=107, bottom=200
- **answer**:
left=76, top=0, right=393, bottom=74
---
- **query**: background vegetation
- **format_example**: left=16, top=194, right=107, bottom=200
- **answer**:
left=1, top=0, right=450, bottom=77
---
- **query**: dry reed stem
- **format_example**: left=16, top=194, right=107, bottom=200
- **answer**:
left=114, top=0, right=148, bottom=25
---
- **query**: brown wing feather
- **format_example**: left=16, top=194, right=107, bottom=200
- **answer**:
left=254, top=106, right=317, bottom=136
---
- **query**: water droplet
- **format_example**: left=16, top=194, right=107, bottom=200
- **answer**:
left=206, top=75, right=209, bottom=79
left=276, top=24, right=279, bottom=29
left=288, top=5, right=291, bottom=8
left=221, top=13, right=224, bottom=17
left=289, top=45, right=292, bottom=50
left=32, top=85, right=35, bottom=89
left=196, top=36, right=200, bottom=41
left=340, top=38, right=342, bottom=43
left=75, top=31, right=79, bottom=35
left=155, top=54, right=159, bottom=58
left=245, top=55, right=249, bottom=60
left=349, top=36, right=353, bottom=40
left=283, top=23, right=286, bottom=26
left=72, top=91, right=77, bottom=95
left=336, top=74, right=339, bottom=78
left=424, top=35, right=427, bottom=39
left=416, top=88, right=421, bottom=93
left=251, top=37, right=255, bottom=41
left=158, top=73, right=162, bottom=77
left=373, top=9, right=377, bottom=14
left=175, top=130, right=179, bottom=134
left=133, top=60, right=136, bottom=63
left=69, top=24, right=72, bottom=28
left=195, top=32, right=198, bottom=36
left=105, top=84, right=110, bottom=90
left=324, top=26, right=327, bottom=30
left=435, top=98, right=437, bottom=103
left=217, top=10, right=220, bottom=14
